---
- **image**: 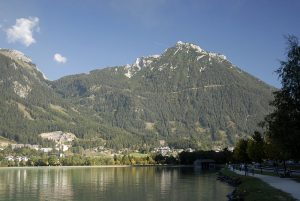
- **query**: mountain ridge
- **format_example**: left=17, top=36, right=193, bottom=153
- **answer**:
left=0, top=42, right=275, bottom=150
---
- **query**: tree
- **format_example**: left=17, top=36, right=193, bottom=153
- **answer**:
left=121, top=155, right=131, bottom=165
left=233, top=138, right=250, bottom=163
left=48, top=155, right=60, bottom=166
left=37, top=156, right=49, bottom=166
left=265, top=35, right=300, bottom=160
left=264, top=137, right=281, bottom=161
left=246, top=131, right=265, bottom=163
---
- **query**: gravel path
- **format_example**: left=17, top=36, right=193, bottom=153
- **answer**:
left=233, top=169, right=300, bottom=200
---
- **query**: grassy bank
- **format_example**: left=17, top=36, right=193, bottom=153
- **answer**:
left=221, top=168, right=295, bottom=201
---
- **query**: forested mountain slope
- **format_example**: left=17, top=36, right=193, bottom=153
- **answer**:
left=52, top=42, right=275, bottom=149
left=0, top=42, right=274, bottom=150
left=0, top=49, right=103, bottom=144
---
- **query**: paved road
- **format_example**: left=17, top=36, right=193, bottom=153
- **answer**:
left=233, top=169, right=300, bottom=200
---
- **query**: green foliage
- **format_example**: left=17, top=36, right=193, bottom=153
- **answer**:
left=48, top=155, right=60, bottom=166
left=221, top=168, right=295, bottom=201
left=246, top=131, right=265, bottom=163
left=168, top=138, right=198, bottom=149
left=61, top=155, right=85, bottom=166
left=233, top=138, right=250, bottom=163
left=265, top=35, right=300, bottom=160
left=264, top=139, right=281, bottom=160
left=70, top=146, right=84, bottom=154
left=72, top=138, right=105, bottom=150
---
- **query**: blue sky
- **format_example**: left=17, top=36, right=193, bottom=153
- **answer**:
left=0, top=0, right=299, bottom=87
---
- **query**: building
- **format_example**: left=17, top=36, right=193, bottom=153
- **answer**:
left=5, top=156, right=14, bottom=161
left=15, top=156, right=29, bottom=162
left=40, top=148, right=53, bottom=153
left=193, top=159, right=216, bottom=169
left=157, top=147, right=171, bottom=156
left=185, top=148, right=194, bottom=153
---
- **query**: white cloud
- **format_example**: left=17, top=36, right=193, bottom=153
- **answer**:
left=54, top=53, right=67, bottom=64
left=6, top=17, right=39, bottom=47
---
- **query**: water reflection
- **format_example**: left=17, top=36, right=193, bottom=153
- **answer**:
left=0, top=167, right=233, bottom=201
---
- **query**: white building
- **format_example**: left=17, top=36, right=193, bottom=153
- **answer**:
left=15, top=156, right=29, bottom=162
left=5, top=156, right=14, bottom=161
left=40, top=148, right=53, bottom=153
left=61, top=144, right=70, bottom=152
left=157, top=146, right=171, bottom=156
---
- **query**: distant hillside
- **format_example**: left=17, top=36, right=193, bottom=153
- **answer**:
left=0, top=49, right=105, bottom=144
left=53, top=42, right=275, bottom=150
left=0, top=43, right=274, bottom=150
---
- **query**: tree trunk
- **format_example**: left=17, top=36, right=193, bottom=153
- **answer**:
left=283, top=160, right=287, bottom=176
left=260, top=162, right=262, bottom=174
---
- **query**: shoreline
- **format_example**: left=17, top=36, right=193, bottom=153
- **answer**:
left=220, top=168, right=296, bottom=201
left=0, top=164, right=195, bottom=169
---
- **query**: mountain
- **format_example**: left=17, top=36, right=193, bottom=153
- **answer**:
left=0, top=42, right=274, bottom=150
left=0, top=49, right=101, bottom=144
left=52, top=42, right=275, bottom=150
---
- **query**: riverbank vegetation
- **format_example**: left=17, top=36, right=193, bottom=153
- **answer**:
left=0, top=145, right=233, bottom=167
left=233, top=36, right=300, bottom=175
left=220, top=168, right=295, bottom=201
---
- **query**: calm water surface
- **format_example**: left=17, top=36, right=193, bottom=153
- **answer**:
left=0, top=166, right=233, bottom=201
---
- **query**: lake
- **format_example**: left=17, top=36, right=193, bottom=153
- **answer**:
left=0, top=166, right=233, bottom=201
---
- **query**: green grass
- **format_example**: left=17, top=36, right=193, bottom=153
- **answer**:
left=129, top=153, right=149, bottom=158
left=221, top=168, right=296, bottom=201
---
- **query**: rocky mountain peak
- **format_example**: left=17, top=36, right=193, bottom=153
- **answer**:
left=124, top=54, right=161, bottom=78
left=175, top=41, right=205, bottom=53
left=0, top=48, right=48, bottom=81
left=123, top=41, right=231, bottom=78
left=0, top=48, right=32, bottom=63
left=173, top=41, right=227, bottom=61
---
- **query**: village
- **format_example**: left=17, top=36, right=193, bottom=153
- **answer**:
left=0, top=131, right=197, bottom=164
